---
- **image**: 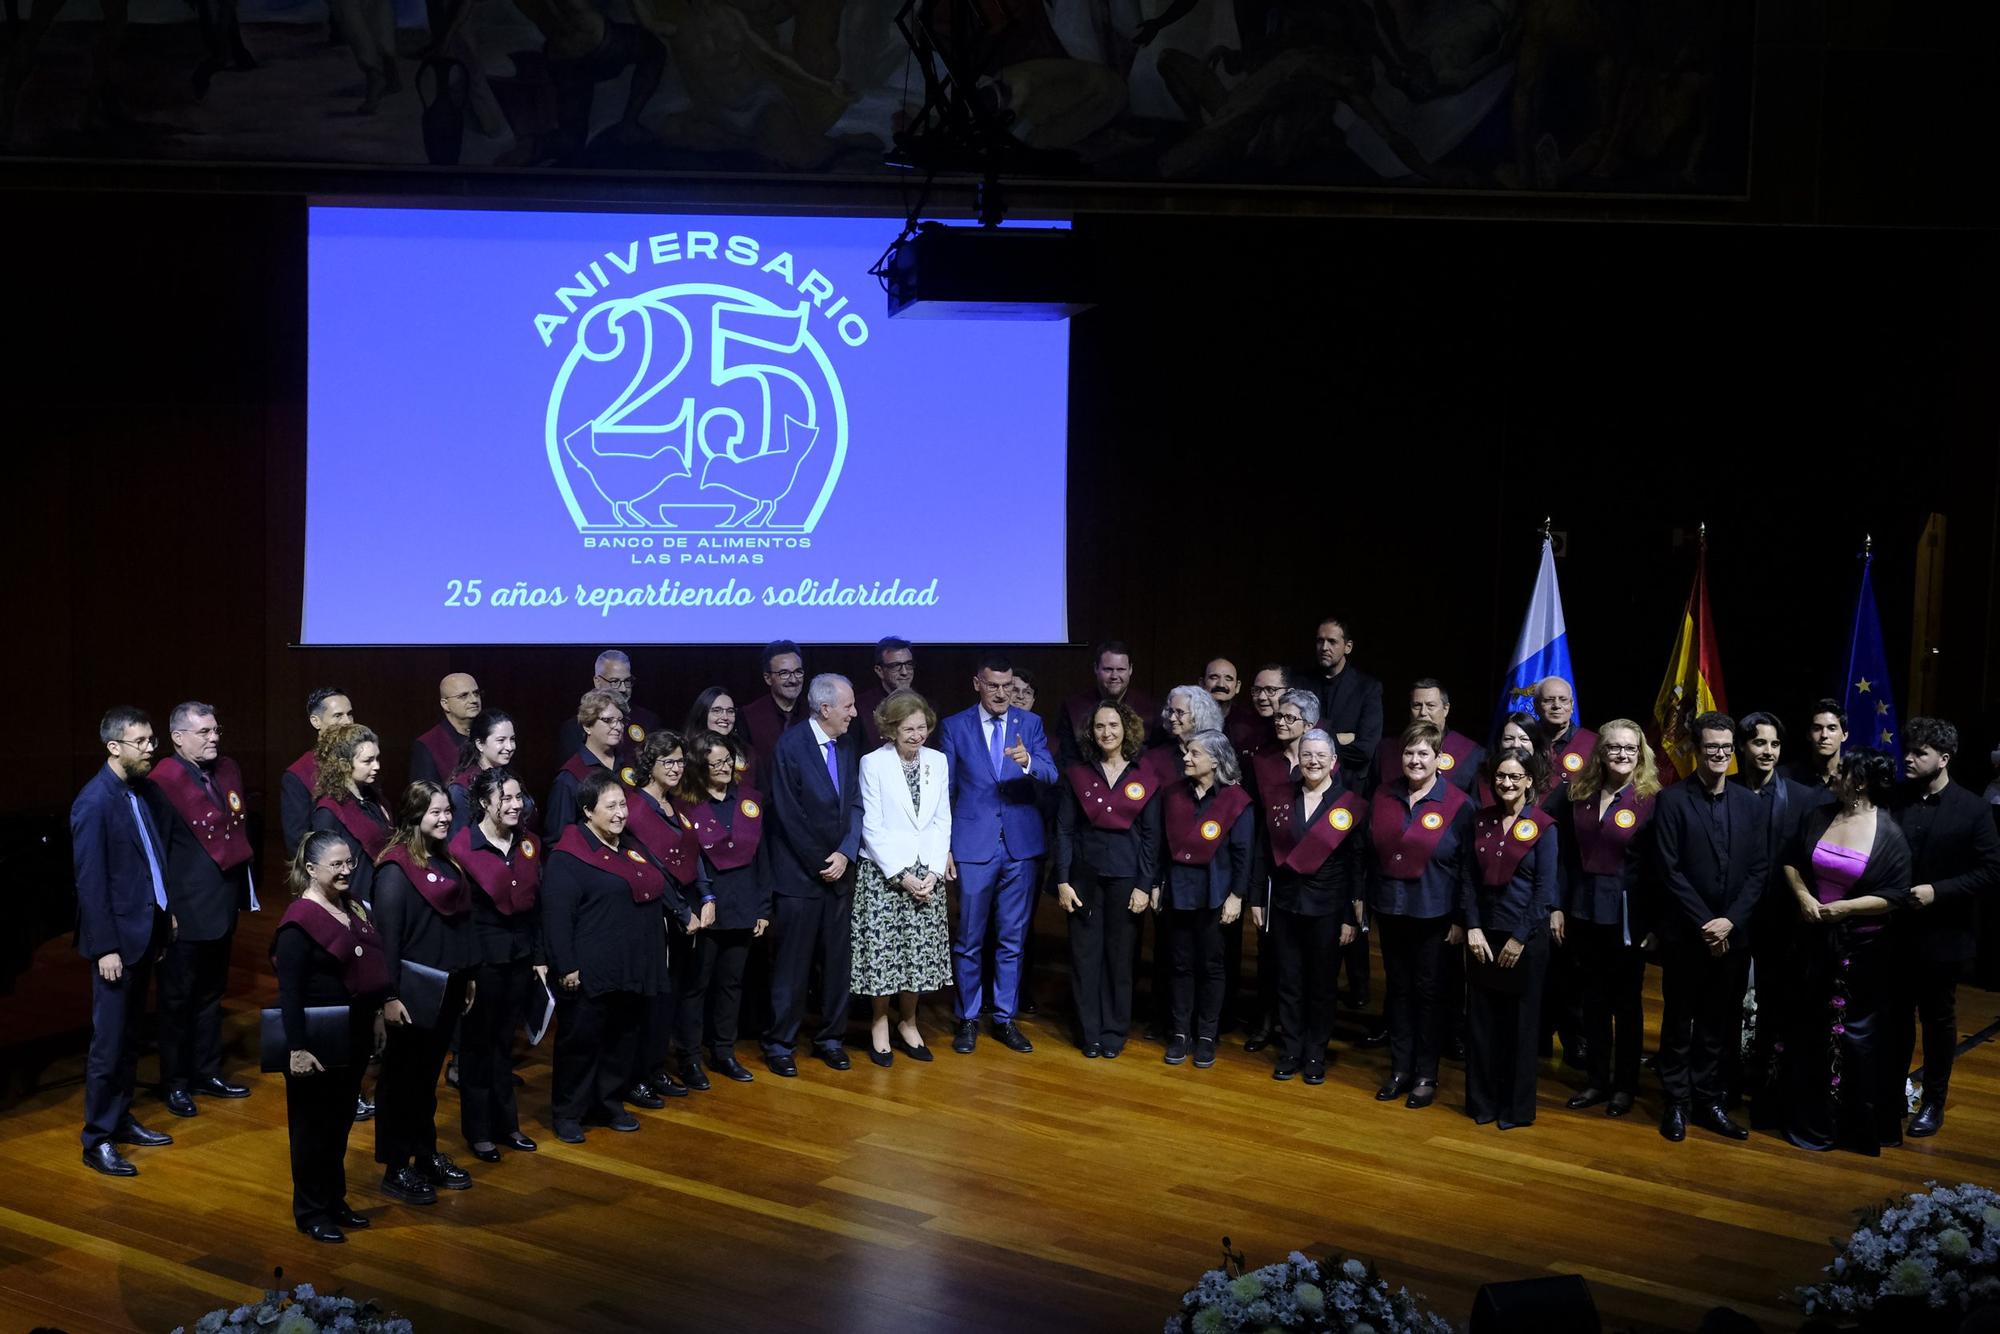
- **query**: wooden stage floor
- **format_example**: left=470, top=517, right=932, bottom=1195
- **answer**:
left=3, top=914, right=1997, bottom=1334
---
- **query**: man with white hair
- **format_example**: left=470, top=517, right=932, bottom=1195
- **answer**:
left=556, top=649, right=662, bottom=772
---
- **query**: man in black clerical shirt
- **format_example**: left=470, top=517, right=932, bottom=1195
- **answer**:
left=1299, top=616, right=1381, bottom=780
left=1891, top=717, right=2000, bottom=1137
left=1786, top=699, right=1848, bottom=791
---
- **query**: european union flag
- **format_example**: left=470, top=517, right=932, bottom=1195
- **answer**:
left=1842, top=552, right=1901, bottom=766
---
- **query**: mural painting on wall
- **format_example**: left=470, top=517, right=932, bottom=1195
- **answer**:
left=0, top=0, right=1751, bottom=192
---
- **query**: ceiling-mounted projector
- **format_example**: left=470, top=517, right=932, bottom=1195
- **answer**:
left=885, top=223, right=1094, bottom=320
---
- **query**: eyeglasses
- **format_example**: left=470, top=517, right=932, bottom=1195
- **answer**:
left=595, top=674, right=633, bottom=687
left=314, top=859, right=357, bottom=874
left=769, top=669, right=804, bottom=680
left=116, top=737, right=158, bottom=751
left=1700, top=743, right=1735, bottom=755
left=656, top=757, right=686, bottom=768
left=1251, top=686, right=1284, bottom=696
left=1275, top=713, right=1306, bottom=725
left=1602, top=744, right=1639, bottom=756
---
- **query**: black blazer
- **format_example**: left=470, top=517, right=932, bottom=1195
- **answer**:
left=1890, top=781, right=2000, bottom=963
left=1052, top=770, right=1159, bottom=890
left=1300, top=663, right=1383, bottom=779
left=1650, top=778, right=1770, bottom=948
left=765, top=722, right=863, bottom=898
left=1784, top=805, right=1912, bottom=940
left=69, top=764, right=168, bottom=965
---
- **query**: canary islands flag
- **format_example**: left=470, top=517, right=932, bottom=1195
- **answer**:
left=1843, top=552, right=1901, bottom=765
left=1653, top=539, right=1728, bottom=778
left=1497, top=535, right=1575, bottom=730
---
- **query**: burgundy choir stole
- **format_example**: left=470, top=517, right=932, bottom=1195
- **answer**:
left=688, top=788, right=764, bottom=871
left=317, top=794, right=392, bottom=862
left=1368, top=781, right=1471, bottom=876
left=561, top=750, right=640, bottom=790
left=626, top=790, right=702, bottom=887
left=447, top=826, right=541, bottom=915
left=378, top=845, right=471, bottom=915
left=1162, top=783, right=1253, bottom=867
left=277, top=896, right=391, bottom=997
left=1268, top=787, right=1367, bottom=874
left=555, top=825, right=668, bottom=905
left=1065, top=763, right=1154, bottom=831
left=1472, top=805, right=1554, bottom=886
left=149, top=757, right=253, bottom=871
left=1571, top=787, right=1655, bottom=874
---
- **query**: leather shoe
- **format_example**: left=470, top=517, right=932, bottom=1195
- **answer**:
left=421, top=1152, right=472, bottom=1190
left=652, top=1072, right=691, bottom=1098
left=1273, top=1058, right=1301, bottom=1082
left=1303, top=1060, right=1327, bottom=1086
left=1163, top=1035, right=1189, bottom=1065
left=992, top=1022, right=1034, bottom=1054
left=1607, top=1092, right=1634, bottom=1118
left=868, top=1046, right=893, bottom=1067
left=711, top=1055, right=755, bottom=1083
left=624, top=1084, right=666, bottom=1110
left=353, top=1096, right=375, bottom=1122
left=1566, top=1087, right=1610, bottom=1111
left=1498, top=1119, right=1530, bottom=1131
left=195, top=1075, right=250, bottom=1099
left=1359, top=1025, right=1390, bottom=1049
left=1696, top=1104, right=1749, bottom=1141
left=678, top=1059, right=712, bottom=1092
left=1082, top=1042, right=1103, bottom=1059
left=1659, top=1103, right=1688, bottom=1142
left=1100, top=1041, right=1123, bottom=1059
left=83, top=1143, right=137, bottom=1177
left=334, top=1207, right=370, bottom=1228
left=114, top=1117, right=172, bottom=1147
left=1192, top=1037, right=1217, bottom=1069
left=164, top=1089, right=198, bottom=1119
left=299, top=1221, right=347, bottom=1244
left=816, top=1044, right=852, bottom=1071
left=553, top=1120, right=586, bottom=1145
left=469, top=1142, right=501, bottom=1163
left=1375, top=1072, right=1412, bottom=1101
left=952, top=1021, right=978, bottom=1054
left=892, top=1032, right=933, bottom=1062
left=765, top=1051, right=798, bottom=1078
left=1405, top=1079, right=1437, bottom=1110
left=1243, top=1028, right=1272, bottom=1054
left=504, top=1132, right=537, bottom=1152
left=381, top=1167, right=438, bottom=1205
left=1446, top=1035, right=1468, bottom=1063
left=602, top=1111, right=640, bottom=1132
left=1909, top=1101, right=1945, bottom=1138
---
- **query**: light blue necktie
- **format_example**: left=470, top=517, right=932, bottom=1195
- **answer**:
left=824, top=740, right=840, bottom=795
left=127, top=789, right=169, bottom=911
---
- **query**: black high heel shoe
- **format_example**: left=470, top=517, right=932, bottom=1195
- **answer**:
left=868, top=1046, right=893, bottom=1067
left=468, top=1141, right=501, bottom=1163
left=891, top=1031, right=934, bottom=1062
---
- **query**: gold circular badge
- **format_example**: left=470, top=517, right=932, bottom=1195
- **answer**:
left=739, top=799, right=761, bottom=819
left=680, top=814, right=695, bottom=829
left=1199, top=819, right=1222, bottom=842
left=227, top=790, right=244, bottom=813
left=1330, top=808, right=1353, bottom=831
left=628, top=723, right=645, bottom=743
left=619, top=767, right=638, bottom=786
left=1511, top=818, right=1540, bottom=842
left=1437, top=753, right=1456, bottom=771
left=626, top=849, right=648, bottom=864
left=522, top=840, right=537, bottom=859
left=1613, top=808, right=1637, bottom=829
left=1123, top=781, right=1146, bottom=801
left=1420, top=812, right=1444, bottom=831
left=1563, top=752, right=1584, bottom=772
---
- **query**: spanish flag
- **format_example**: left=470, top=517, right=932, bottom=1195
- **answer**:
left=1653, top=534, right=1729, bottom=778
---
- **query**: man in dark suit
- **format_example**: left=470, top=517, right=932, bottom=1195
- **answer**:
left=760, top=673, right=863, bottom=1077
left=741, top=640, right=809, bottom=782
left=71, top=706, right=176, bottom=1176
left=1299, top=615, right=1381, bottom=780
left=279, top=686, right=352, bottom=854
left=1651, top=711, right=1768, bottom=1144
left=145, top=701, right=256, bottom=1118
left=1891, top=716, right=2000, bottom=1137
left=854, top=636, right=916, bottom=749
left=940, top=653, right=1057, bottom=1054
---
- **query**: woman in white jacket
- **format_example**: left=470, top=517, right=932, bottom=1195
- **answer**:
left=852, top=689, right=953, bottom=1065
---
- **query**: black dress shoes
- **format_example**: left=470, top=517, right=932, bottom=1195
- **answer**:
left=1303, top=1060, right=1327, bottom=1086
left=993, top=1022, right=1034, bottom=1054
left=505, top=1132, right=537, bottom=1152
left=1659, top=1103, right=1688, bottom=1142
left=952, top=1021, right=979, bottom=1053
left=554, top=1120, right=586, bottom=1145
left=765, top=1051, right=799, bottom=1078
left=1405, top=1079, right=1438, bottom=1110
left=83, top=1143, right=137, bottom=1177
left=195, top=1075, right=250, bottom=1099
left=421, top=1152, right=472, bottom=1189
left=652, top=1072, right=691, bottom=1098
left=816, top=1043, right=853, bottom=1071
left=1376, top=1072, right=1412, bottom=1101
left=114, top=1117, right=172, bottom=1147
left=1163, top=1035, right=1189, bottom=1065
left=678, top=1059, right=712, bottom=1092
left=469, top=1142, right=502, bottom=1163
left=1359, top=1024, right=1390, bottom=1049
left=603, top=1110, right=640, bottom=1132
left=354, top=1096, right=375, bottom=1122
left=893, top=1033, right=934, bottom=1062
left=1566, top=1087, right=1610, bottom=1111
left=1498, top=1119, right=1530, bottom=1131
left=1243, top=1027, right=1272, bottom=1054
left=624, top=1084, right=667, bottom=1110
left=1100, top=1040, right=1123, bottom=1059
left=334, top=1207, right=370, bottom=1228
left=1607, top=1092, right=1635, bottom=1117
left=1192, top=1037, right=1217, bottom=1069
left=1272, top=1058, right=1299, bottom=1082
left=711, top=1055, right=755, bottom=1083
left=1696, top=1104, right=1749, bottom=1141
left=868, top=1046, right=893, bottom=1067
left=165, top=1089, right=198, bottom=1119
left=381, top=1167, right=439, bottom=1205
left=299, top=1221, right=347, bottom=1244
left=1909, top=1101, right=1945, bottom=1138
left=1082, top=1042, right=1102, bottom=1059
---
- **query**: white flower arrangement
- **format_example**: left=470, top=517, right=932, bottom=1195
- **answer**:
left=172, top=1281, right=413, bottom=1334
left=1166, top=1245, right=1458, bottom=1334
left=1796, top=1181, right=2000, bottom=1322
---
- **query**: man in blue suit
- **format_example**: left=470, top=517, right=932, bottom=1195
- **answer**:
left=760, top=673, right=864, bottom=1077
left=71, top=706, right=176, bottom=1176
left=940, top=653, right=1056, bottom=1054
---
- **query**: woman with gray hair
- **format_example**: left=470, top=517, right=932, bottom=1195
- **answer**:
left=1250, top=688, right=1322, bottom=798
left=1151, top=729, right=1254, bottom=1069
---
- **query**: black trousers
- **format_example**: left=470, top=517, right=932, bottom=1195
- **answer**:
left=82, top=934, right=161, bottom=1149
left=1889, top=959, right=1962, bottom=1106
left=157, top=925, right=235, bottom=1090
left=459, top=958, right=530, bottom=1143
left=1218, top=911, right=1245, bottom=1031
left=375, top=972, right=466, bottom=1167
left=1538, top=929, right=1584, bottom=1054
left=1161, top=906, right=1225, bottom=1042
left=1377, top=912, right=1450, bottom=1081
left=1743, top=920, right=1802, bottom=1105
left=1337, top=917, right=1371, bottom=1003
left=1465, top=935, right=1549, bottom=1124
left=764, top=888, right=853, bottom=1054
left=1065, top=877, right=1140, bottom=1047
left=552, top=988, right=645, bottom=1125
left=1575, top=921, right=1646, bottom=1095
left=1274, top=909, right=1342, bottom=1063
left=286, top=1010, right=371, bottom=1227
left=637, top=934, right=685, bottom=1082
left=677, top=927, right=752, bottom=1058
left=1658, top=941, right=1749, bottom=1109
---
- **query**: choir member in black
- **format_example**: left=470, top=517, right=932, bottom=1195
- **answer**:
left=554, top=650, right=663, bottom=773
left=447, top=709, right=531, bottom=831
left=1369, top=680, right=1483, bottom=795
left=1503, top=706, right=1577, bottom=1066
left=741, top=640, right=809, bottom=782
left=1489, top=712, right=1558, bottom=808
left=1235, top=664, right=1288, bottom=1051
left=1779, top=749, right=1912, bottom=1155
left=685, top=686, right=757, bottom=790
left=1151, top=730, right=1253, bottom=1069
left=1366, top=722, right=1474, bottom=1110
left=447, top=767, right=545, bottom=1162
left=544, top=772, right=673, bottom=1143
left=625, top=729, right=705, bottom=1104
left=1461, top=747, right=1557, bottom=1128
left=1733, top=711, right=1832, bottom=1122
left=546, top=689, right=633, bottom=838
left=310, top=724, right=393, bottom=906
left=371, top=781, right=476, bottom=1204
left=1786, top=700, right=1848, bottom=791
left=1255, top=730, right=1364, bottom=1085
left=1160, top=684, right=1229, bottom=1029
left=274, top=831, right=389, bottom=1242
left=1533, top=677, right=1597, bottom=789
left=1651, top=711, right=1769, bottom=1144
left=1891, top=716, right=2000, bottom=1137
left=1053, top=700, right=1159, bottom=1059
left=281, top=687, right=353, bottom=854
left=1058, top=640, right=1159, bottom=769
left=1301, top=616, right=1382, bottom=781
left=410, top=673, right=482, bottom=785
left=854, top=636, right=916, bottom=749
left=676, top=730, right=772, bottom=1086
left=1554, top=721, right=1661, bottom=1117
left=145, top=701, right=254, bottom=1118
left=1232, top=664, right=1287, bottom=761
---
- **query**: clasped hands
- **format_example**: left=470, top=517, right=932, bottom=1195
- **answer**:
left=899, top=870, right=940, bottom=904
left=1464, top=928, right=1524, bottom=968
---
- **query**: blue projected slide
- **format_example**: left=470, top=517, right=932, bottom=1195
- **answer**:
left=304, top=206, right=1070, bottom=645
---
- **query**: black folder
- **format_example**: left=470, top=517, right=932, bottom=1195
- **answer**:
left=260, top=1006, right=355, bottom=1072
left=398, top=958, right=452, bottom=1028
left=523, top=973, right=556, bottom=1046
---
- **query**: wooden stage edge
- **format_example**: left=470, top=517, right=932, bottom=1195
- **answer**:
left=3, top=912, right=1998, bottom=1334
